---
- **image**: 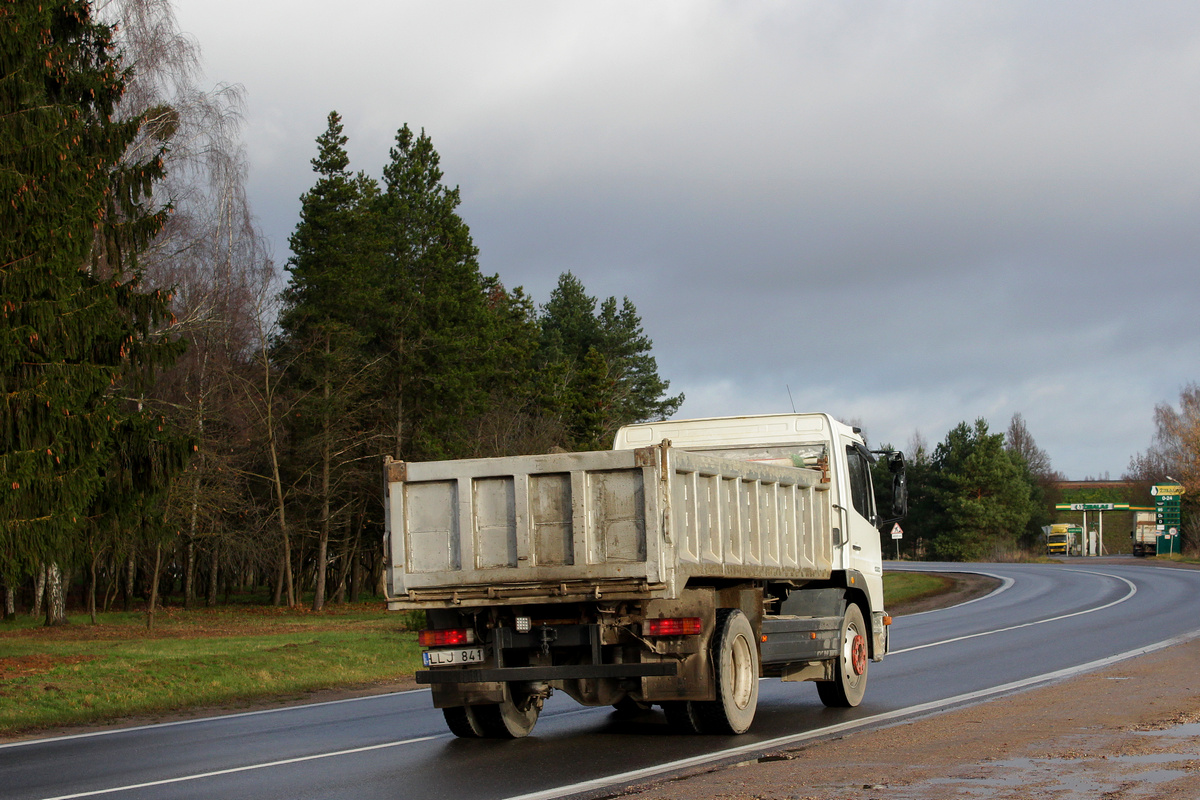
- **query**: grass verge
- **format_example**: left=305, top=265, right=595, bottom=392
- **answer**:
left=0, top=603, right=423, bottom=737
left=883, top=571, right=956, bottom=606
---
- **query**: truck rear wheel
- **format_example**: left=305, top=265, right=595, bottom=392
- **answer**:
left=817, top=603, right=868, bottom=708
left=442, top=705, right=485, bottom=738
left=694, top=608, right=760, bottom=734
left=662, top=700, right=703, bottom=733
left=473, top=694, right=540, bottom=738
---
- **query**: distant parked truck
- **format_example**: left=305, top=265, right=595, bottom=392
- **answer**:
left=1045, top=523, right=1078, bottom=556
left=383, top=413, right=907, bottom=738
left=1131, top=511, right=1158, bottom=557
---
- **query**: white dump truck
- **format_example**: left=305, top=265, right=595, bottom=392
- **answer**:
left=384, top=413, right=907, bottom=738
left=1131, top=510, right=1158, bottom=557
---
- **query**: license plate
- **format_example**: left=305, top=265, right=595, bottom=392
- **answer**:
left=423, top=647, right=485, bottom=667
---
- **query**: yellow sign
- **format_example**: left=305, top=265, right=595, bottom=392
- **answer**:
left=1151, top=484, right=1186, bottom=496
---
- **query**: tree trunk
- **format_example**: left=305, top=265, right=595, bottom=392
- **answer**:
left=313, top=336, right=332, bottom=612
left=349, top=514, right=363, bottom=603
left=206, top=544, right=219, bottom=606
left=88, top=552, right=99, bottom=624
left=3, top=585, right=15, bottom=619
left=266, top=391, right=295, bottom=608
left=272, top=558, right=285, bottom=606
left=32, top=565, right=46, bottom=618
left=45, top=562, right=67, bottom=626
left=183, top=536, right=195, bottom=609
left=123, top=551, right=136, bottom=612
left=146, top=542, right=162, bottom=631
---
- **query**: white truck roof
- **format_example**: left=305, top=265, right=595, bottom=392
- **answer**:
left=614, top=413, right=856, bottom=452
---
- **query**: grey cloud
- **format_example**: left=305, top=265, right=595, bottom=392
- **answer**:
left=173, top=0, right=1200, bottom=477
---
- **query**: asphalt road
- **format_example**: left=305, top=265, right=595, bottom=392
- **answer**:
left=3, top=559, right=1199, bottom=800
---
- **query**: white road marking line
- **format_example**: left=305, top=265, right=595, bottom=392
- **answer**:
left=0, top=689, right=430, bottom=751
left=35, top=735, right=441, bottom=800
left=499, top=627, right=1200, bottom=800
left=891, top=569, right=1137, bottom=655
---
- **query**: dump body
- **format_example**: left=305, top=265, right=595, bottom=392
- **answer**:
left=385, top=444, right=833, bottom=608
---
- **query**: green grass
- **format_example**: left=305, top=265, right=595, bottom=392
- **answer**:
left=883, top=571, right=954, bottom=606
left=1150, top=552, right=1200, bottom=565
left=0, top=603, right=425, bottom=736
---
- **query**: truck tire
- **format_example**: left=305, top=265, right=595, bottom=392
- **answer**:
left=694, top=608, right=760, bottom=734
left=442, top=706, right=485, bottom=738
left=817, top=603, right=868, bottom=708
left=473, top=694, right=540, bottom=738
left=662, top=700, right=703, bottom=733
left=612, top=697, right=652, bottom=716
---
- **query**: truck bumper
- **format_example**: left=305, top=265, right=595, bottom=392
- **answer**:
left=416, top=662, right=678, bottom=684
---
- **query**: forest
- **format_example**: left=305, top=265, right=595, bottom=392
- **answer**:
left=4, top=1, right=1196, bottom=627
left=1, top=0, right=684, bottom=623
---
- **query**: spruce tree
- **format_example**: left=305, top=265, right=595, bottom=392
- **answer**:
left=372, top=124, right=495, bottom=461
left=538, top=272, right=682, bottom=450
left=1, top=0, right=183, bottom=615
left=925, top=419, right=1035, bottom=561
left=278, top=111, right=379, bottom=610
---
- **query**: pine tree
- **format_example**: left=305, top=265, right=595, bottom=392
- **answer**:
left=1, top=1, right=183, bottom=618
left=1005, top=412, right=1058, bottom=546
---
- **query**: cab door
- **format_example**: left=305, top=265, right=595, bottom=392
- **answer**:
left=839, top=437, right=885, bottom=611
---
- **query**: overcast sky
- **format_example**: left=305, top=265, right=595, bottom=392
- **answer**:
left=170, top=1, right=1199, bottom=479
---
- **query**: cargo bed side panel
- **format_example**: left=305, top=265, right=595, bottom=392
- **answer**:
left=667, top=450, right=833, bottom=584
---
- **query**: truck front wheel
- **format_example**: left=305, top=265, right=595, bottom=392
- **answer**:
left=817, top=603, right=868, bottom=708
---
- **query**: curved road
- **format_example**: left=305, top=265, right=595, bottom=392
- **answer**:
left=3, top=560, right=1199, bottom=800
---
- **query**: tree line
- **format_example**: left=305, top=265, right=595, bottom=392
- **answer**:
left=1, top=0, right=681, bottom=623
left=1125, top=383, right=1199, bottom=554
left=882, top=390, right=1199, bottom=560
left=872, top=412, right=1061, bottom=561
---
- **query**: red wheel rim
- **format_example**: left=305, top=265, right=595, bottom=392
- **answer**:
left=850, top=634, right=867, bottom=675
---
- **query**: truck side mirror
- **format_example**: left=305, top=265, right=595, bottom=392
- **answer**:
left=888, top=452, right=907, bottom=518
left=892, top=472, right=908, bottom=518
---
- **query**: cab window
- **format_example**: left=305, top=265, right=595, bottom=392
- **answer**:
left=845, top=445, right=875, bottom=522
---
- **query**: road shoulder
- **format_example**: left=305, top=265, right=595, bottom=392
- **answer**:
left=608, top=635, right=1200, bottom=800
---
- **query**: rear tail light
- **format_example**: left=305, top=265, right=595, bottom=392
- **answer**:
left=646, top=617, right=703, bottom=637
left=418, top=628, right=475, bottom=647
